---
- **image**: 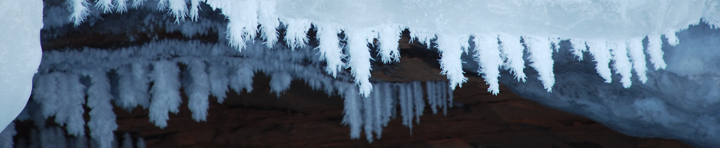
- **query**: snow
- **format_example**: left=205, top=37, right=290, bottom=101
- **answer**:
left=0, top=0, right=43, bottom=136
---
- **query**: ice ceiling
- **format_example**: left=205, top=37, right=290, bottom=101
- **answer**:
left=3, top=0, right=720, bottom=147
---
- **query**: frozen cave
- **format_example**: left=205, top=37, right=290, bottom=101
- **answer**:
left=3, top=0, right=720, bottom=147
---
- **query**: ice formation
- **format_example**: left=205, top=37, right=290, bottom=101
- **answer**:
left=0, top=0, right=44, bottom=139
left=5, top=0, right=720, bottom=147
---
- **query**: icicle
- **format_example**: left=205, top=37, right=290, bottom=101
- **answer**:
left=258, top=0, right=279, bottom=48
left=117, top=64, right=151, bottom=110
left=229, top=63, right=254, bottom=95
left=381, top=83, right=394, bottom=126
left=341, top=86, right=362, bottom=139
left=498, top=33, right=527, bottom=82
left=346, top=30, right=375, bottom=97
left=647, top=34, right=667, bottom=70
left=609, top=42, right=633, bottom=88
left=378, top=25, right=402, bottom=63
left=149, top=60, right=182, bottom=128
left=96, top=0, right=113, bottom=13
left=315, top=24, right=345, bottom=78
left=52, top=72, right=86, bottom=136
left=549, top=37, right=562, bottom=52
left=412, top=81, right=424, bottom=123
left=524, top=36, right=555, bottom=92
left=425, top=81, right=438, bottom=114
left=437, top=35, right=468, bottom=90
left=398, top=83, right=413, bottom=130
left=447, top=81, right=454, bottom=108
left=219, top=0, right=259, bottom=50
left=586, top=41, right=613, bottom=83
left=32, top=73, right=60, bottom=119
left=438, top=81, right=448, bottom=116
left=87, top=70, right=118, bottom=148
left=185, top=60, right=210, bottom=121
left=408, top=28, right=434, bottom=47
left=284, top=19, right=312, bottom=50
left=473, top=34, right=503, bottom=95
left=0, top=122, right=15, bottom=148
left=122, top=133, right=133, bottom=148
left=627, top=38, right=648, bottom=83
left=115, top=0, right=128, bottom=13
left=269, top=72, right=292, bottom=97
left=208, top=62, right=229, bottom=103
left=569, top=39, right=587, bottom=61
left=68, top=0, right=90, bottom=26
left=371, top=83, right=384, bottom=139
left=363, top=88, right=375, bottom=142
left=189, top=0, right=201, bottom=21
left=664, top=30, right=680, bottom=46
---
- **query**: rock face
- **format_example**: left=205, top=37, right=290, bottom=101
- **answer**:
left=103, top=56, right=688, bottom=148
left=464, top=23, right=720, bottom=147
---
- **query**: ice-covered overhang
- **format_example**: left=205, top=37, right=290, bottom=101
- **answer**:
left=0, top=0, right=43, bottom=142
left=5, top=0, right=720, bottom=147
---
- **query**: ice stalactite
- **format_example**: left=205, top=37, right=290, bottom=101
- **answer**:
left=412, top=81, right=425, bottom=123
left=117, top=63, right=151, bottom=110
left=346, top=30, right=376, bottom=97
left=269, top=72, right=293, bottom=97
left=315, top=24, right=345, bottom=78
left=426, top=81, right=438, bottom=114
left=229, top=63, right=255, bottom=96
left=609, top=42, right=633, bottom=88
left=498, top=33, right=527, bottom=82
left=87, top=71, right=118, bottom=148
left=473, top=34, right=503, bottom=95
left=341, top=83, right=363, bottom=139
left=569, top=39, right=587, bottom=61
left=627, top=38, right=648, bottom=83
left=647, top=34, right=667, bottom=70
left=208, top=62, right=230, bottom=103
left=524, top=36, right=555, bottom=92
left=343, top=81, right=452, bottom=140
left=586, top=41, right=613, bottom=83
left=48, top=72, right=86, bottom=137
left=284, top=18, right=312, bottom=50
left=149, top=60, right=182, bottom=128
left=437, top=36, right=468, bottom=90
left=398, top=82, right=413, bottom=131
left=183, top=60, right=211, bottom=122
left=377, top=25, right=403, bottom=63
